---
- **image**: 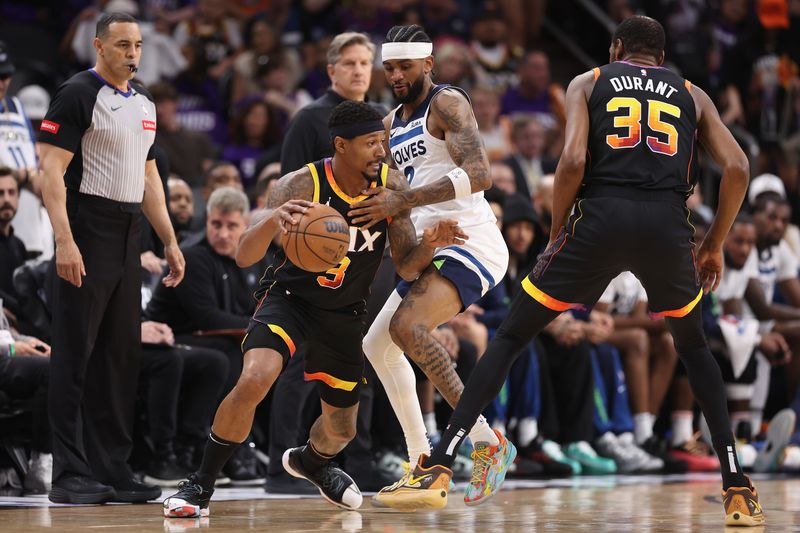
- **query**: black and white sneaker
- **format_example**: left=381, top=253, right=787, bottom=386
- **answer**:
left=282, top=447, right=362, bottom=510
left=162, top=474, right=214, bottom=518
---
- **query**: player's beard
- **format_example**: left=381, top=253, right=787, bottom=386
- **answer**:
left=394, top=76, right=425, bottom=104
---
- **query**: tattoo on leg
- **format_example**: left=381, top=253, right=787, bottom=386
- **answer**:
left=309, top=404, right=358, bottom=456
left=408, top=325, right=464, bottom=408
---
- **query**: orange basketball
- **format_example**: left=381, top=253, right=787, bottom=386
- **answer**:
left=280, top=203, right=350, bottom=272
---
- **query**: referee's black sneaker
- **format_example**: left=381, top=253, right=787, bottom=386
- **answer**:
left=48, top=474, right=115, bottom=504
left=282, top=447, right=363, bottom=510
left=109, top=477, right=162, bottom=503
left=163, top=473, right=214, bottom=518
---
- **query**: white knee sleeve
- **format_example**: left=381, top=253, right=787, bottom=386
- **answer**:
left=364, top=291, right=430, bottom=466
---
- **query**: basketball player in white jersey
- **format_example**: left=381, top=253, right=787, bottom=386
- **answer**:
left=348, top=25, right=514, bottom=506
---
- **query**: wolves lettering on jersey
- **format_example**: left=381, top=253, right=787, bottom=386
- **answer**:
left=256, top=158, right=389, bottom=311
left=584, top=62, right=698, bottom=194
left=388, top=84, right=496, bottom=236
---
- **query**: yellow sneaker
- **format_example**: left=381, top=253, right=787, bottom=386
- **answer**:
left=371, top=454, right=451, bottom=511
left=371, top=462, right=410, bottom=508
left=722, top=476, right=765, bottom=526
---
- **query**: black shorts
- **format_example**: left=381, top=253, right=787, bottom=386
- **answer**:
left=241, top=290, right=366, bottom=408
left=525, top=186, right=702, bottom=317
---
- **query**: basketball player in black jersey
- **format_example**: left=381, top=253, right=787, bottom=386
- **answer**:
left=163, top=101, right=467, bottom=518
left=379, top=16, right=765, bottom=526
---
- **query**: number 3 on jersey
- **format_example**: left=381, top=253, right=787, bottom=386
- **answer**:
left=317, top=257, right=351, bottom=289
left=606, top=97, right=680, bottom=156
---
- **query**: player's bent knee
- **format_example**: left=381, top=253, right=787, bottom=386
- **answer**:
left=388, top=313, right=414, bottom=351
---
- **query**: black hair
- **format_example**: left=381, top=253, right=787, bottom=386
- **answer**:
left=733, top=211, right=754, bottom=226
left=752, top=191, right=790, bottom=214
left=611, top=16, right=665, bottom=59
left=328, top=101, right=384, bottom=130
left=385, top=24, right=432, bottom=43
left=96, top=12, right=138, bottom=39
left=483, top=186, right=507, bottom=207
left=147, top=81, right=178, bottom=103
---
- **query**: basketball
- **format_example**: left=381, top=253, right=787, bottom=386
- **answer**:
left=280, top=203, right=350, bottom=272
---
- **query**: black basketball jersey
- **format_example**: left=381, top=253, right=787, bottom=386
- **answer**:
left=256, top=158, right=390, bottom=311
left=583, top=61, right=697, bottom=194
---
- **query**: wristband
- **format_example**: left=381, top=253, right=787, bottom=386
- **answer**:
left=446, top=167, right=471, bottom=200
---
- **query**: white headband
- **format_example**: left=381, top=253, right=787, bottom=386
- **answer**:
left=381, top=42, right=433, bottom=61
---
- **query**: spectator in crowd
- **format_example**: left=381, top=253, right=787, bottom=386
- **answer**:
left=335, top=0, right=394, bottom=40
left=469, top=4, right=522, bottom=91
left=501, top=50, right=566, bottom=134
left=231, top=15, right=303, bottom=104
left=64, top=0, right=186, bottom=85
left=139, top=320, right=229, bottom=486
left=490, top=162, right=517, bottom=195
left=222, top=99, right=282, bottom=189
left=532, top=174, right=555, bottom=237
left=0, top=169, right=26, bottom=325
left=0, top=44, right=52, bottom=262
left=501, top=194, right=544, bottom=296
left=167, top=176, right=196, bottom=242
left=472, top=85, right=513, bottom=162
left=432, top=40, right=476, bottom=90
left=503, top=116, right=557, bottom=199
left=418, top=0, right=471, bottom=41
left=0, top=306, right=51, bottom=493
left=255, top=57, right=313, bottom=122
left=150, top=81, right=216, bottom=187
left=173, top=0, right=243, bottom=81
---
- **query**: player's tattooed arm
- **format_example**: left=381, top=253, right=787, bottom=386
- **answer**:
left=382, top=114, right=397, bottom=169
left=386, top=170, right=468, bottom=281
left=348, top=90, right=489, bottom=229
left=235, top=168, right=315, bottom=268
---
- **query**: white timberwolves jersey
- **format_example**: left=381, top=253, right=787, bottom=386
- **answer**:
left=0, top=96, right=37, bottom=170
left=388, top=85, right=496, bottom=238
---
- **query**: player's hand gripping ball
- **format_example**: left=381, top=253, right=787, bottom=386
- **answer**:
left=280, top=203, right=349, bottom=272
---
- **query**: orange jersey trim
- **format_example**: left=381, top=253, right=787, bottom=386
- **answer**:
left=650, top=289, right=703, bottom=319
left=268, top=324, right=296, bottom=356
left=323, top=158, right=378, bottom=204
left=684, top=79, right=693, bottom=91
left=593, top=67, right=600, bottom=80
left=304, top=371, right=358, bottom=391
left=521, top=277, right=581, bottom=312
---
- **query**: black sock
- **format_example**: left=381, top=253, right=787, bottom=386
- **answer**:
left=196, top=431, right=241, bottom=488
left=299, top=441, right=334, bottom=473
left=714, top=441, right=748, bottom=490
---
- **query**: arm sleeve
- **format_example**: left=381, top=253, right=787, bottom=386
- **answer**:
left=280, top=109, right=318, bottom=173
left=38, top=81, right=94, bottom=153
left=173, top=249, right=250, bottom=330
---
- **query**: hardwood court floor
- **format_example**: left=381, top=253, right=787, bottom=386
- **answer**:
left=2, top=475, right=799, bottom=532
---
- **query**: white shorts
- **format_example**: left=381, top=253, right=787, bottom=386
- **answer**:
left=397, top=221, right=509, bottom=308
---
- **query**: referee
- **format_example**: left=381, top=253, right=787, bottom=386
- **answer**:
left=39, top=12, right=185, bottom=504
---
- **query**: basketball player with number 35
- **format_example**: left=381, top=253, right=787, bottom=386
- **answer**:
left=163, top=100, right=467, bottom=518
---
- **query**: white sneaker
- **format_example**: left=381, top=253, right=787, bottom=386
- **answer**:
left=754, top=408, right=796, bottom=473
left=24, top=452, right=52, bottom=494
left=780, top=444, right=800, bottom=471
left=617, top=433, right=664, bottom=472
left=594, top=432, right=649, bottom=473
left=736, top=442, right=757, bottom=469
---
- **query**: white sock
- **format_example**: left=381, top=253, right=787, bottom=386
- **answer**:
left=468, top=415, right=500, bottom=446
left=423, top=412, right=438, bottom=436
left=363, top=292, right=430, bottom=467
left=633, top=412, right=654, bottom=444
left=517, top=417, right=538, bottom=447
left=671, top=410, right=693, bottom=447
left=750, top=410, right=763, bottom=438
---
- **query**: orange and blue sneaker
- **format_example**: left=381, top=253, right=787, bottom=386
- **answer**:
left=371, top=454, right=452, bottom=511
left=464, top=430, right=517, bottom=506
left=722, top=476, right=765, bottom=526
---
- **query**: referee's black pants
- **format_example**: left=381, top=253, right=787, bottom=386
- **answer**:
left=49, top=192, right=142, bottom=484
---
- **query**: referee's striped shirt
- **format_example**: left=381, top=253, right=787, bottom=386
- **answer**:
left=38, top=69, right=156, bottom=203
